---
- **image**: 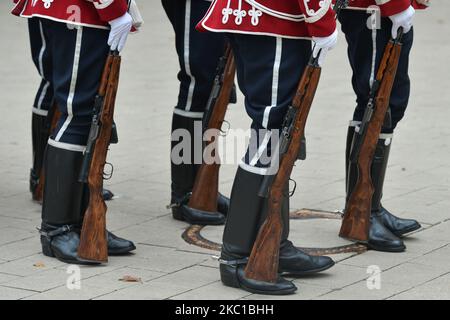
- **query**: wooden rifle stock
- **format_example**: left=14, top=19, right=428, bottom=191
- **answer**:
left=187, top=46, right=236, bottom=213
left=340, top=32, right=403, bottom=242
left=77, top=52, right=121, bottom=263
left=244, top=61, right=322, bottom=283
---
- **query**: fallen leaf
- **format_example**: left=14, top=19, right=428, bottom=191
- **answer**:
left=119, top=275, right=142, bottom=283
left=33, top=262, right=46, bottom=268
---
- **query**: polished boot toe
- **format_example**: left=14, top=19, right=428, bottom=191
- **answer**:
left=220, top=263, right=297, bottom=295
left=368, top=215, right=405, bottom=252
left=279, top=240, right=335, bottom=275
left=102, top=188, right=114, bottom=201
left=180, top=205, right=226, bottom=225
left=377, top=207, right=421, bottom=237
left=217, top=193, right=230, bottom=216
left=107, top=231, right=136, bottom=255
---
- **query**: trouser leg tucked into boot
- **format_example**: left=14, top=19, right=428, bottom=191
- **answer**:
left=170, top=113, right=227, bottom=225
left=345, top=124, right=405, bottom=252
left=219, top=167, right=296, bottom=295
left=219, top=167, right=335, bottom=294
left=39, top=145, right=98, bottom=265
left=371, top=135, right=421, bottom=237
left=80, top=186, right=136, bottom=255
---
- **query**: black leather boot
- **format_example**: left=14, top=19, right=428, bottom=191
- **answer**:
left=30, top=113, right=51, bottom=202
left=102, top=188, right=115, bottom=201
left=106, top=231, right=136, bottom=255
left=219, top=167, right=297, bottom=295
left=372, top=136, right=421, bottom=237
left=279, top=197, right=334, bottom=275
left=170, top=113, right=226, bottom=225
left=40, top=145, right=98, bottom=265
left=345, top=125, right=405, bottom=252
left=80, top=185, right=136, bottom=255
left=278, top=181, right=335, bottom=275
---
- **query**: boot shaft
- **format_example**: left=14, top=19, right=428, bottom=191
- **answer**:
left=171, top=112, right=203, bottom=199
left=221, top=167, right=289, bottom=259
left=42, top=144, right=85, bottom=226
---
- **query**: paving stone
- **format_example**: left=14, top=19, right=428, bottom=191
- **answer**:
left=0, top=286, right=36, bottom=300
left=0, top=226, right=34, bottom=246
left=409, top=244, right=450, bottom=272
left=82, top=267, right=165, bottom=290
left=295, top=263, right=368, bottom=290
left=171, top=281, right=250, bottom=300
left=148, top=265, right=219, bottom=290
left=244, top=284, right=333, bottom=300
left=0, top=1, right=449, bottom=300
left=123, top=245, right=211, bottom=274
left=378, top=262, right=447, bottom=291
left=340, top=250, right=421, bottom=271
left=0, top=237, right=41, bottom=261
left=96, top=266, right=218, bottom=300
left=314, top=281, right=404, bottom=300
left=23, top=284, right=116, bottom=300
left=388, top=273, right=450, bottom=300
left=0, top=273, right=21, bottom=284
left=0, top=254, right=65, bottom=277
left=2, top=268, right=74, bottom=292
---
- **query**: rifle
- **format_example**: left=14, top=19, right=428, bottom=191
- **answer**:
left=244, top=1, right=348, bottom=283
left=32, top=103, right=61, bottom=203
left=77, top=51, right=121, bottom=263
left=185, top=45, right=236, bottom=215
left=339, top=29, right=404, bottom=242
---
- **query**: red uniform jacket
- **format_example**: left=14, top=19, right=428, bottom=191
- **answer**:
left=12, top=0, right=128, bottom=29
left=197, top=0, right=337, bottom=39
left=198, top=0, right=427, bottom=39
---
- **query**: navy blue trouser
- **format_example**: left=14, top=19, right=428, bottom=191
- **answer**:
left=28, top=18, right=54, bottom=116
left=229, top=34, right=312, bottom=174
left=32, top=18, right=110, bottom=149
left=161, top=0, right=227, bottom=117
left=339, top=11, right=414, bottom=133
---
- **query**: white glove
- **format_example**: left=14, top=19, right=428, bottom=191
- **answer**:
left=312, top=29, right=338, bottom=66
left=389, top=6, right=415, bottom=39
left=108, top=12, right=133, bottom=52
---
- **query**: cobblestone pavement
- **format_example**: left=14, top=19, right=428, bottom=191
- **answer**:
left=0, top=2, right=449, bottom=300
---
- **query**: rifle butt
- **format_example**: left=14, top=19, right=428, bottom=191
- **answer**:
left=244, top=212, right=283, bottom=283
left=188, top=163, right=220, bottom=213
left=77, top=198, right=108, bottom=263
left=339, top=180, right=373, bottom=242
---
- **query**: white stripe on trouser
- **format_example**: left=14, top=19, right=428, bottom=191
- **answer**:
left=173, top=108, right=203, bottom=119
left=239, top=161, right=272, bottom=176
left=35, top=21, right=50, bottom=113
left=183, top=0, right=196, bottom=111
left=32, top=107, right=48, bottom=117
left=38, top=21, right=46, bottom=79
left=262, top=37, right=282, bottom=129
left=349, top=121, right=392, bottom=141
left=55, top=27, right=83, bottom=142
left=242, top=38, right=283, bottom=175
left=369, top=27, right=377, bottom=87
left=249, top=130, right=272, bottom=166
left=35, top=81, right=50, bottom=111
left=349, top=120, right=362, bottom=128
left=47, top=138, right=86, bottom=153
